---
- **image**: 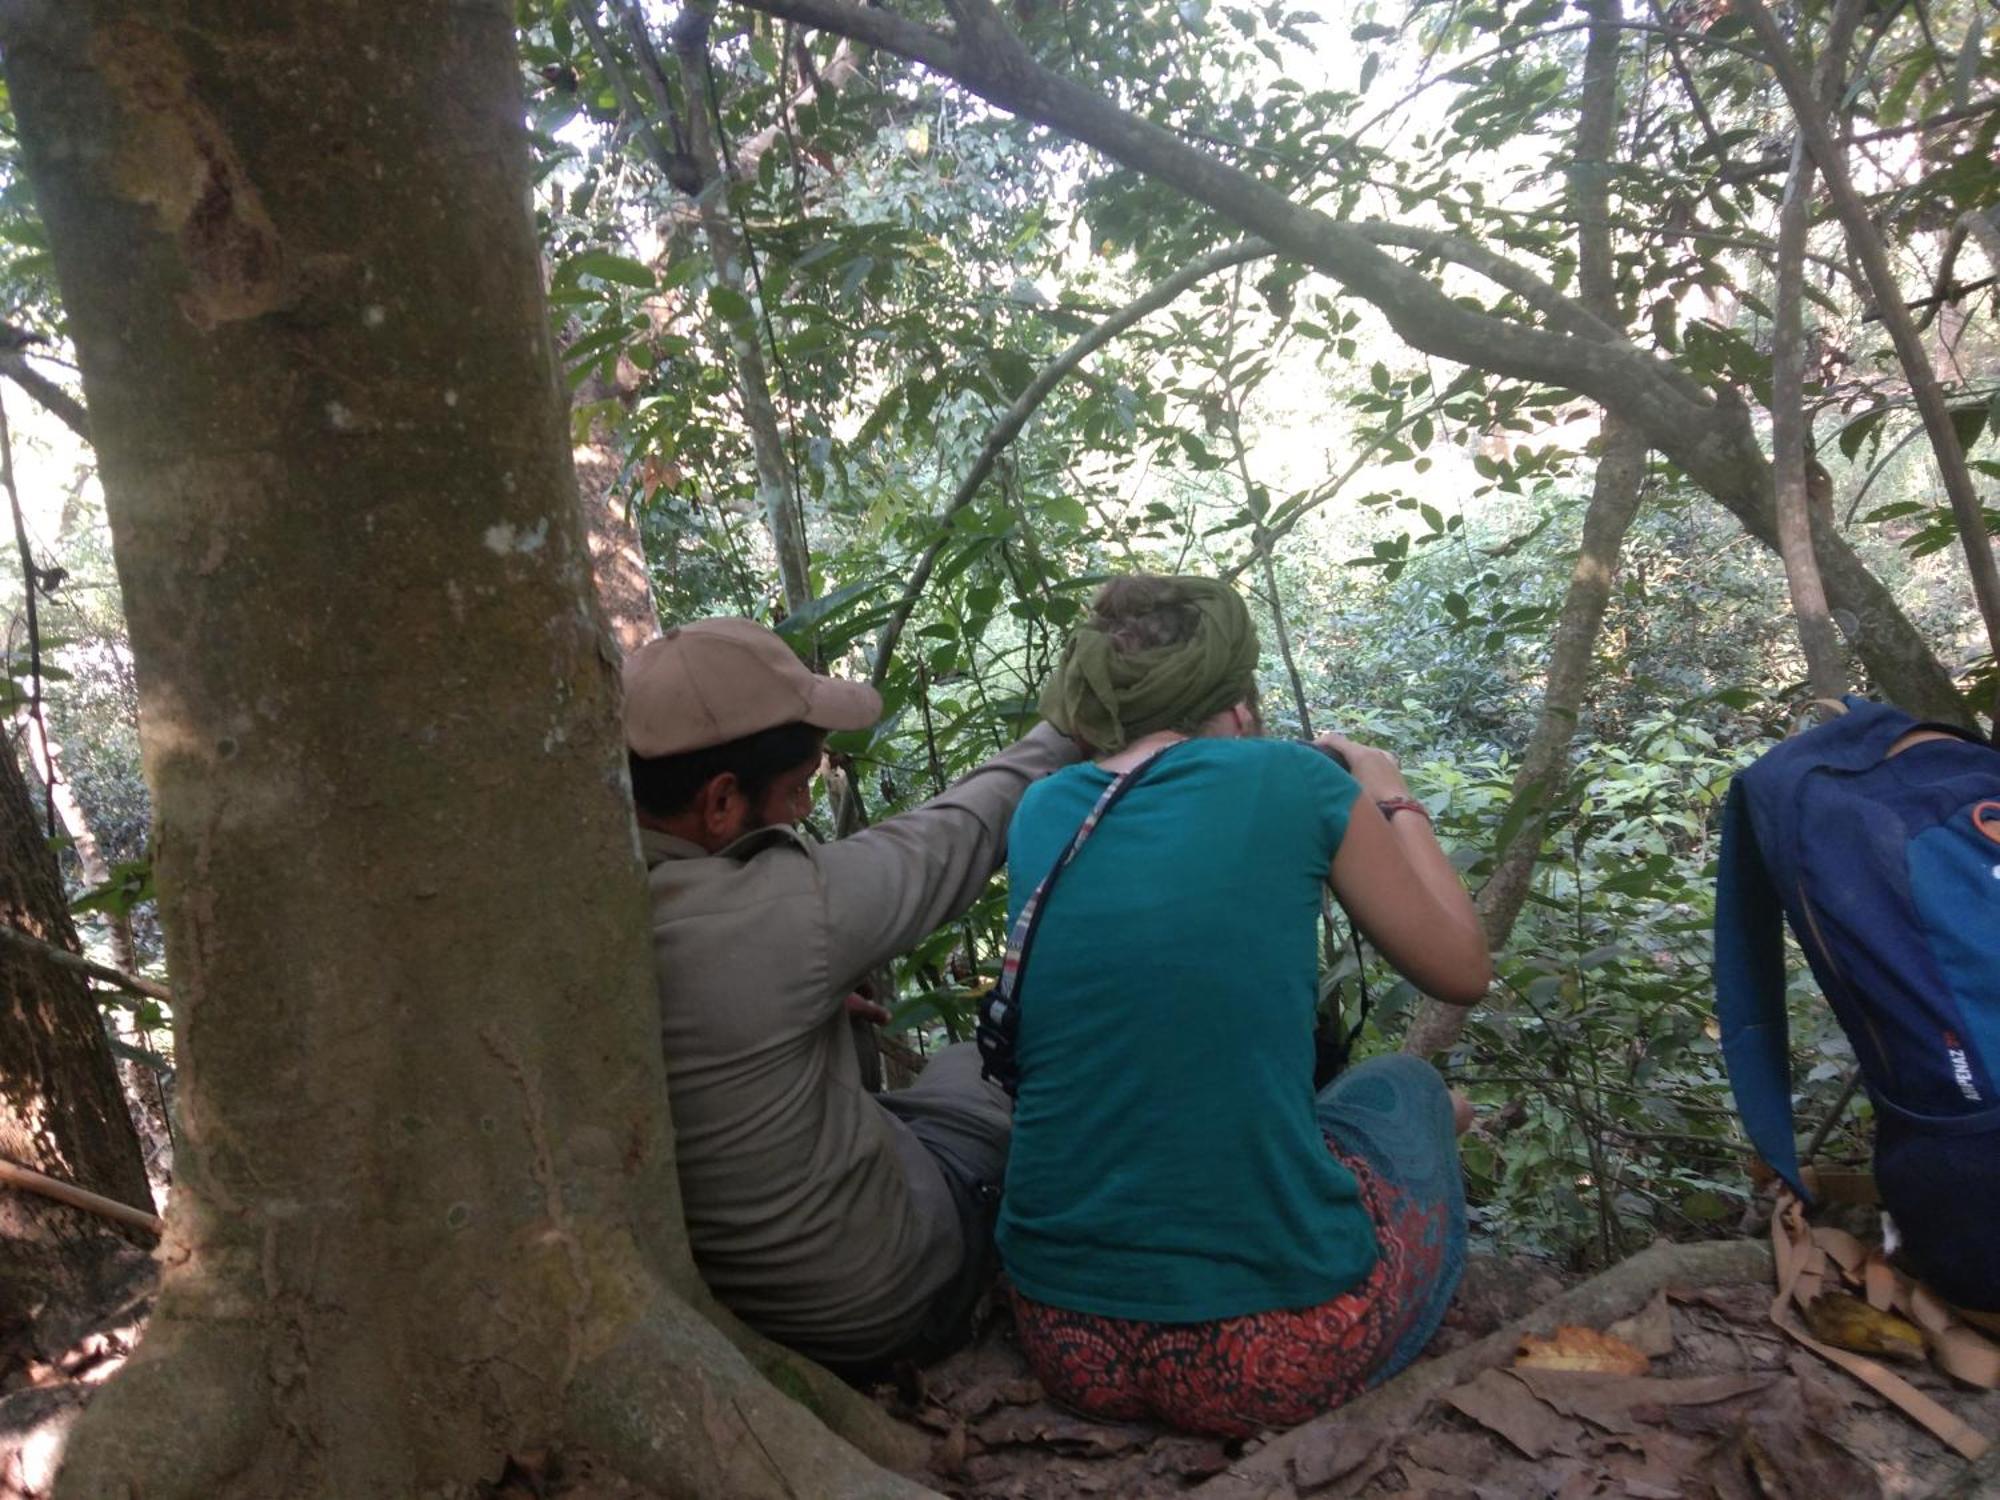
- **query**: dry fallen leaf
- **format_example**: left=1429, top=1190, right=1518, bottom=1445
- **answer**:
left=1511, top=1368, right=1771, bottom=1436
left=1288, top=1416, right=1384, bottom=1490
left=1608, top=1290, right=1677, bottom=1359
left=1515, top=1324, right=1652, bottom=1376
left=1443, top=1368, right=1585, bottom=1459
left=1801, top=1292, right=1926, bottom=1362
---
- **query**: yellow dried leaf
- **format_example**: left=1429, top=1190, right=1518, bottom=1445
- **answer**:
left=1802, top=1292, right=1926, bottom=1362
left=1513, top=1325, right=1650, bottom=1376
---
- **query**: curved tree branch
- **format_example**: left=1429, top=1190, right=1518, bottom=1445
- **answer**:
left=737, top=0, right=1970, bottom=724
left=869, top=237, right=1272, bottom=684
left=1352, top=222, right=1625, bottom=345
left=0, top=352, right=88, bottom=443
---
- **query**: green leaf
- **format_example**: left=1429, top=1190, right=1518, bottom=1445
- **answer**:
left=1044, top=493, right=1090, bottom=529
left=1837, top=406, right=1888, bottom=461
left=775, top=576, right=880, bottom=641
left=1489, top=775, right=1548, bottom=855
left=1950, top=403, right=1988, bottom=451
left=708, top=285, right=754, bottom=323
left=560, top=248, right=654, bottom=288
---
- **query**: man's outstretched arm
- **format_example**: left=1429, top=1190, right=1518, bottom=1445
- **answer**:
left=818, top=722, right=1078, bottom=993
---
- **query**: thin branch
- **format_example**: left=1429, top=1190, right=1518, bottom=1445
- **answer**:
left=1406, top=0, right=1649, bottom=1059
left=0, top=920, right=175, bottom=1004
left=0, top=1157, right=162, bottom=1237
left=1345, top=17, right=1770, bottom=146
left=1771, top=129, right=1848, bottom=701
left=1352, top=222, right=1622, bottom=343
left=1768, top=0, right=1863, bottom=704
left=0, top=352, right=88, bottom=442
left=733, top=41, right=863, bottom=183
left=1643, top=0, right=1729, bottom=162
left=868, top=237, right=1272, bottom=685
left=1217, top=424, right=1413, bottom=582
left=1845, top=96, right=2000, bottom=145
left=2, top=391, right=53, bottom=837
left=580, top=0, right=813, bottom=611
left=1216, top=266, right=1313, bottom=737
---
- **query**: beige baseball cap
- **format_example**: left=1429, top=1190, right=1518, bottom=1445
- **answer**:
left=622, top=617, right=883, bottom=757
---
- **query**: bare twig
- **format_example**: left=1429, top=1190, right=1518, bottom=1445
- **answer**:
left=1800, top=1063, right=1865, bottom=1166
left=0, top=920, right=175, bottom=1004
left=0, top=1156, right=163, bottom=1237
left=1767, top=0, right=1856, bottom=706
left=579, top=0, right=813, bottom=612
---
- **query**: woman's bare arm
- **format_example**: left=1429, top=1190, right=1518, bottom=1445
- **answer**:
left=1322, top=734, right=1491, bottom=1006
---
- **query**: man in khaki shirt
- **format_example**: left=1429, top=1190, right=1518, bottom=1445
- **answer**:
left=623, top=618, right=1078, bottom=1369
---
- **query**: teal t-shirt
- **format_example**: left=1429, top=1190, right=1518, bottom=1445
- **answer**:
left=996, top=737, right=1379, bottom=1322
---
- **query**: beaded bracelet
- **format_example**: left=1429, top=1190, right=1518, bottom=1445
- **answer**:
left=1376, top=796, right=1433, bottom=825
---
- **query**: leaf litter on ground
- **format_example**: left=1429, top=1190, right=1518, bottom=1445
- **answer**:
left=871, top=1250, right=1998, bottom=1500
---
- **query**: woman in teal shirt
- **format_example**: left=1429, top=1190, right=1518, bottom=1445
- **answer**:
left=996, top=574, right=1490, bottom=1437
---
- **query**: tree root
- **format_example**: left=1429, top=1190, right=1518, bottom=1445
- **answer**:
left=51, top=1320, right=269, bottom=1500
left=564, top=1291, right=941, bottom=1500
left=1193, top=1238, right=1775, bottom=1498
left=700, top=1300, right=933, bottom=1474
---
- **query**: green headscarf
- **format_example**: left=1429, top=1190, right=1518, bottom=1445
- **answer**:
left=1040, top=577, right=1260, bottom=752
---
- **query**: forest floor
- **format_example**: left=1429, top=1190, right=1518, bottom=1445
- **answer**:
left=872, top=1243, right=2000, bottom=1500
left=2, top=1229, right=1994, bottom=1498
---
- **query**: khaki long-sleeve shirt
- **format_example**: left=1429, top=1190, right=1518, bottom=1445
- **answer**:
left=642, top=722, right=1078, bottom=1364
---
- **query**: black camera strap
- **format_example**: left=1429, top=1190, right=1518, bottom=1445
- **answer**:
left=975, top=740, right=1184, bottom=1096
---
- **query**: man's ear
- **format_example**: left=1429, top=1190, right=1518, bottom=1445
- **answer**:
left=695, top=771, right=745, bottom=842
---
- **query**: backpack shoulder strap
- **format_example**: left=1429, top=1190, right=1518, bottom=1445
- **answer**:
left=976, top=741, right=1182, bottom=1095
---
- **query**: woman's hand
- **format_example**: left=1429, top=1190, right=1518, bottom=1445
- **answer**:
left=1320, top=733, right=1492, bottom=1006
left=1314, top=732, right=1411, bottom=802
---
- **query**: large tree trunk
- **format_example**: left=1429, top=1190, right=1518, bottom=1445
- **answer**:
left=5, top=5, right=928, bottom=1496
left=0, top=730, right=151, bottom=1311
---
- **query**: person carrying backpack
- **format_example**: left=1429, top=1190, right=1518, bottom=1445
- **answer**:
left=980, top=574, right=1489, bottom=1437
left=1714, top=696, right=2000, bottom=1317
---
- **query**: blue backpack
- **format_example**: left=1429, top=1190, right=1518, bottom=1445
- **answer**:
left=1713, top=696, right=2000, bottom=1201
